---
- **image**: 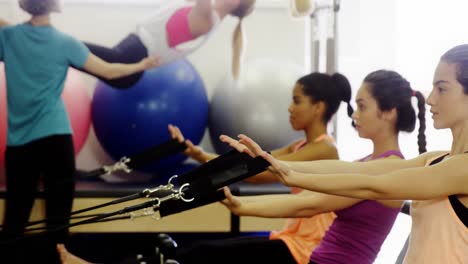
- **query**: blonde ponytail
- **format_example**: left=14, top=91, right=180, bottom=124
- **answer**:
left=232, top=19, right=245, bottom=80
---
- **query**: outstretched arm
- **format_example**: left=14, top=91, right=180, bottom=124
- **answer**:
left=245, top=140, right=338, bottom=184
left=284, top=151, right=444, bottom=175
left=219, top=134, right=467, bottom=200
left=221, top=187, right=360, bottom=218
left=285, top=153, right=468, bottom=200
left=82, top=53, right=160, bottom=80
left=221, top=133, right=445, bottom=175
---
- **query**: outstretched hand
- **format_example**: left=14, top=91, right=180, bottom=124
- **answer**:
left=168, top=124, right=205, bottom=161
left=219, top=134, right=294, bottom=185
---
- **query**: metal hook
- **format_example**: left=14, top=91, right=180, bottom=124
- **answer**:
left=178, top=183, right=194, bottom=203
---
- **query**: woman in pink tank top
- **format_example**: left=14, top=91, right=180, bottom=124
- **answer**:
left=221, top=70, right=427, bottom=264
left=229, top=45, right=468, bottom=264
left=0, top=0, right=254, bottom=89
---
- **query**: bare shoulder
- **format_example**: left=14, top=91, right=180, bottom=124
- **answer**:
left=299, top=140, right=338, bottom=160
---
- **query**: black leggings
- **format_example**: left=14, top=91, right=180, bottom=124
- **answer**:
left=123, top=236, right=297, bottom=264
left=2, top=135, right=76, bottom=263
left=83, top=34, right=148, bottom=89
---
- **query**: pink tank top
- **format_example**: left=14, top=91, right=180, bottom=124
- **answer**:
left=403, top=154, right=468, bottom=263
left=270, top=134, right=336, bottom=264
left=166, top=7, right=195, bottom=47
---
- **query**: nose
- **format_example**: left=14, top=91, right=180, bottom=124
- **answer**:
left=426, top=89, right=435, bottom=106
left=288, top=103, right=293, bottom=113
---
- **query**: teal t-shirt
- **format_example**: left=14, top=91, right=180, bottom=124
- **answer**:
left=0, top=23, right=90, bottom=146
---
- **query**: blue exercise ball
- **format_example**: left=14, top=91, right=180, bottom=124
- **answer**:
left=92, top=59, right=208, bottom=173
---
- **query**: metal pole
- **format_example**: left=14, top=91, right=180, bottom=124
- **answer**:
left=310, top=13, right=320, bottom=72
left=326, top=0, right=340, bottom=139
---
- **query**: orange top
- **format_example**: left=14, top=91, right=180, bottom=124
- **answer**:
left=270, top=134, right=336, bottom=264
left=403, top=154, right=468, bottom=263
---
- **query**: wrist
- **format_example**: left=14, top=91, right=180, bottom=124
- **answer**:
left=191, top=147, right=207, bottom=163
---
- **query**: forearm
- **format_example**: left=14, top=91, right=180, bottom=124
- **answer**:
left=288, top=172, right=382, bottom=199
left=84, top=53, right=152, bottom=80
left=105, top=62, right=145, bottom=80
left=287, top=165, right=451, bottom=200
left=236, top=194, right=317, bottom=218
left=285, top=158, right=417, bottom=176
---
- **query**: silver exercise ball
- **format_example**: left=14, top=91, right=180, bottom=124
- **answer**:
left=209, top=58, right=305, bottom=154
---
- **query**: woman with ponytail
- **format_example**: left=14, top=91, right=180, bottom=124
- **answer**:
left=81, top=0, right=255, bottom=88
left=219, top=70, right=427, bottom=264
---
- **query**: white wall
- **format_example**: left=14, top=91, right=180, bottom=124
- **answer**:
left=394, top=0, right=468, bottom=153
left=336, top=0, right=400, bottom=161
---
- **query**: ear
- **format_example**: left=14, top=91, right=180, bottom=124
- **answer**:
left=315, top=100, right=327, bottom=117
left=382, top=108, right=397, bottom=122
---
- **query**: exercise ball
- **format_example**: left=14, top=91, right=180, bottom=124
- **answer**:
left=209, top=58, right=305, bottom=154
left=92, top=59, right=208, bottom=173
left=63, top=69, right=92, bottom=155
left=0, top=65, right=91, bottom=167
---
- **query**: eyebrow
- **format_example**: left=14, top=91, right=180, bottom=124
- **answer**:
left=433, top=80, right=449, bottom=86
left=356, top=98, right=365, bottom=103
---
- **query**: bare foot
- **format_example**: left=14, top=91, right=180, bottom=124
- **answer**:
left=56, top=244, right=93, bottom=264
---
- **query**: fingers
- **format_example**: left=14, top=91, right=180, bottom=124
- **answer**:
left=238, top=134, right=264, bottom=155
left=168, top=124, right=184, bottom=143
left=219, top=135, right=255, bottom=157
left=168, top=124, right=176, bottom=139
left=223, top=187, right=241, bottom=207
left=220, top=187, right=233, bottom=207
left=223, top=186, right=233, bottom=199
left=174, top=126, right=184, bottom=143
left=219, top=135, right=242, bottom=151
